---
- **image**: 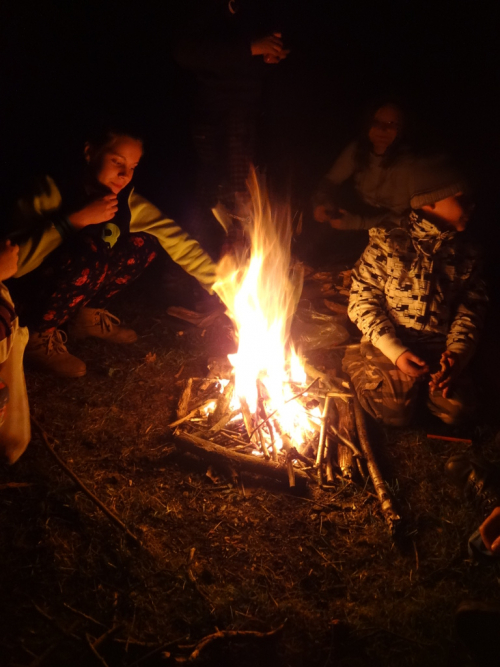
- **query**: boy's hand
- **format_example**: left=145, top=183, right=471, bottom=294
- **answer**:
left=0, top=240, right=19, bottom=281
left=429, top=350, right=460, bottom=397
left=396, top=350, right=429, bottom=378
left=68, top=194, right=118, bottom=229
left=251, top=33, right=289, bottom=61
left=480, top=506, right=500, bottom=556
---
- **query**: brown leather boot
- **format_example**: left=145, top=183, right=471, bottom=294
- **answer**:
left=25, top=330, right=86, bottom=378
left=68, top=307, right=137, bottom=343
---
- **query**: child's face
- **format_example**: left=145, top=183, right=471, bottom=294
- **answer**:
left=88, top=136, right=143, bottom=195
left=368, top=105, right=402, bottom=156
left=421, top=192, right=473, bottom=232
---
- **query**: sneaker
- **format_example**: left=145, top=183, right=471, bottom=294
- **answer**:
left=68, top=307, right=137, bottom=343
left=25, top=330, right=86, bottom=378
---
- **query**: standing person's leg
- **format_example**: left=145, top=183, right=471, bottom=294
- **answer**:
left=343, top=341, right=421, bottom=427
left=68, top=232, right=160, bottom=343
left=22, top=234, right=109, bottom=377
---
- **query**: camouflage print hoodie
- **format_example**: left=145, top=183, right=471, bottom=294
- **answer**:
left=348, top=212, right=488, bottom=368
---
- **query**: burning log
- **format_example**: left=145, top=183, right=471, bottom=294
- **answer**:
left=351, top=396, right=401, bottom=534
left=211, top=378, right=234, bottom=424
left=173, top=432, right=308, bottom=489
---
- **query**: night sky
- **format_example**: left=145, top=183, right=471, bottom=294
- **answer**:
left=1, top=0, right=499, bottom=252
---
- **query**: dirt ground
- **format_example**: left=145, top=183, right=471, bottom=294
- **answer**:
left=1, top=264, right=500, bottom=667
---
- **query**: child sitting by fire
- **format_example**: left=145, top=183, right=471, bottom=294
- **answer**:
left=0, top=239, right=30, bottom=464
left=342, top=157, right=488, bottom=427
left=8, top=126, right=217, bottom=379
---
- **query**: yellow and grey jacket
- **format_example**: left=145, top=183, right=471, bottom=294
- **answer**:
left=13, top=175, right=217, bottom=291
left=348, top=212, right=488, bottom=367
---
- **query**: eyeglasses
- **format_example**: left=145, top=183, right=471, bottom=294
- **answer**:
left=371, top=119, right=401, bottom=132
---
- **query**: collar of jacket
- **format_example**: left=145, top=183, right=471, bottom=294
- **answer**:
left=408, top=210, right=456, bottom=259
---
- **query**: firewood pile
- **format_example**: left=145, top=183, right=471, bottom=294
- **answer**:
left=170, top=357, right=401, bottom=535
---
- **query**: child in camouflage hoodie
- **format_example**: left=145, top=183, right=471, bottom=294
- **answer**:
left=343, top=157, right=488, bottom=426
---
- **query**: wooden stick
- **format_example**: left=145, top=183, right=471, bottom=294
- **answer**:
left=177, top=378, right=193, bottom=419
left=248, top=377, right=319, bottom=440
left=426, top=434, right=473, bottom=444
left=175, top=623, right=285, bottom=663
left=196, top=409, right=241, bottom=438
left=173, top=432, right=307, bottom=488
left=169, top=398, right=217, bottom=428
left=211, top=378, right=234, bottom=424
left=325, top=436, right=335, bottom=483
left=85, top=633, right=110, bottom=667
left=351, top=397, right=401, bottom=534
left=328, top=423, right=362, bottom=458
left=31, top=417, right=142, bottom=546
left=315, top=395, right=332, bottom=472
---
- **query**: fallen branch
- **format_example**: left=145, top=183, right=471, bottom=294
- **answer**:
left=31, top=416, right=142, bottom=546
left=169, top=398, right=218, bottom=428
left=175, top=623, right=285, bottom=663
left=85, top=633, right=110, bottom=667
left=351, top=397, right=401, bottom=534
left=173, top=432, right=308, bottom=488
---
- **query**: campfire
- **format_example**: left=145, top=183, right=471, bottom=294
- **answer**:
left=171, top=170, right=401, bottom=533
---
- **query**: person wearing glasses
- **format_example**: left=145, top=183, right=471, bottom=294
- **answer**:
left=313, top=101, right=416, bottom=232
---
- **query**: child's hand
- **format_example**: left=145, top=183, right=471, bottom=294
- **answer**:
left=480, top=506, right=500, bottom=555
left=429, top=350, right=460, bottom=397
left=396, top=350, right=429, bottom=378
left=68, top=194, right=118, bottom=229
left=328, top=209, right=348, bottom=229
left=0, top=240, right=19, bottom=281
left=313, top=205, right=336, bottom=223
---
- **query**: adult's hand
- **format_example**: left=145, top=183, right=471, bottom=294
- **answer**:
left=480, top=506, right=500, bottom=556
left=68, top=194, right=118, bottom=229
left=251, top=33, right=289, bottom=61
left=429, top=350, right=460, bottom=398
left=0, top=239, right=19, bottom=281
left=396, top=350, right=429, bottom=378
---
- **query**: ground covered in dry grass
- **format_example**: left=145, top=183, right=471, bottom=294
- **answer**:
left=1, top=266, right=500, bottom=667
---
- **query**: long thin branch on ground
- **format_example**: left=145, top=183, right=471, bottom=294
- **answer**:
left=31, top=416, right=142, bottom=546
left=175, top=623, right=285, bottom=663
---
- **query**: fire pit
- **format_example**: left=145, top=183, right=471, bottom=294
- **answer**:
left=171, top=170, right=401, bottom=534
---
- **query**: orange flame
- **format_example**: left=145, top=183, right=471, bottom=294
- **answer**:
left=213, top=169, right=313, bottom=448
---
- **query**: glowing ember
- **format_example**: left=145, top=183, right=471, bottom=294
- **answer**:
left=212, top=169, right=316, bottom=454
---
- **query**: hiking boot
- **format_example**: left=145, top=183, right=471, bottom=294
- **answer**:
left=25, top=330, right=86, bottom=378
left=445, top=454, right=500, bottom=514
left=68, top=307, right=137, bottom=343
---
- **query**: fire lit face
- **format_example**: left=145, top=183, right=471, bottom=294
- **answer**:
left=86, top=136, right=143, bottom=195
left=421, top=192, right=473, bottom=232
left=368, top=105, right=402, bottom=156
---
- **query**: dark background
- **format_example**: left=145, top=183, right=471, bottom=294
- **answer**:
left=1, top=0, right=499, bottom=260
